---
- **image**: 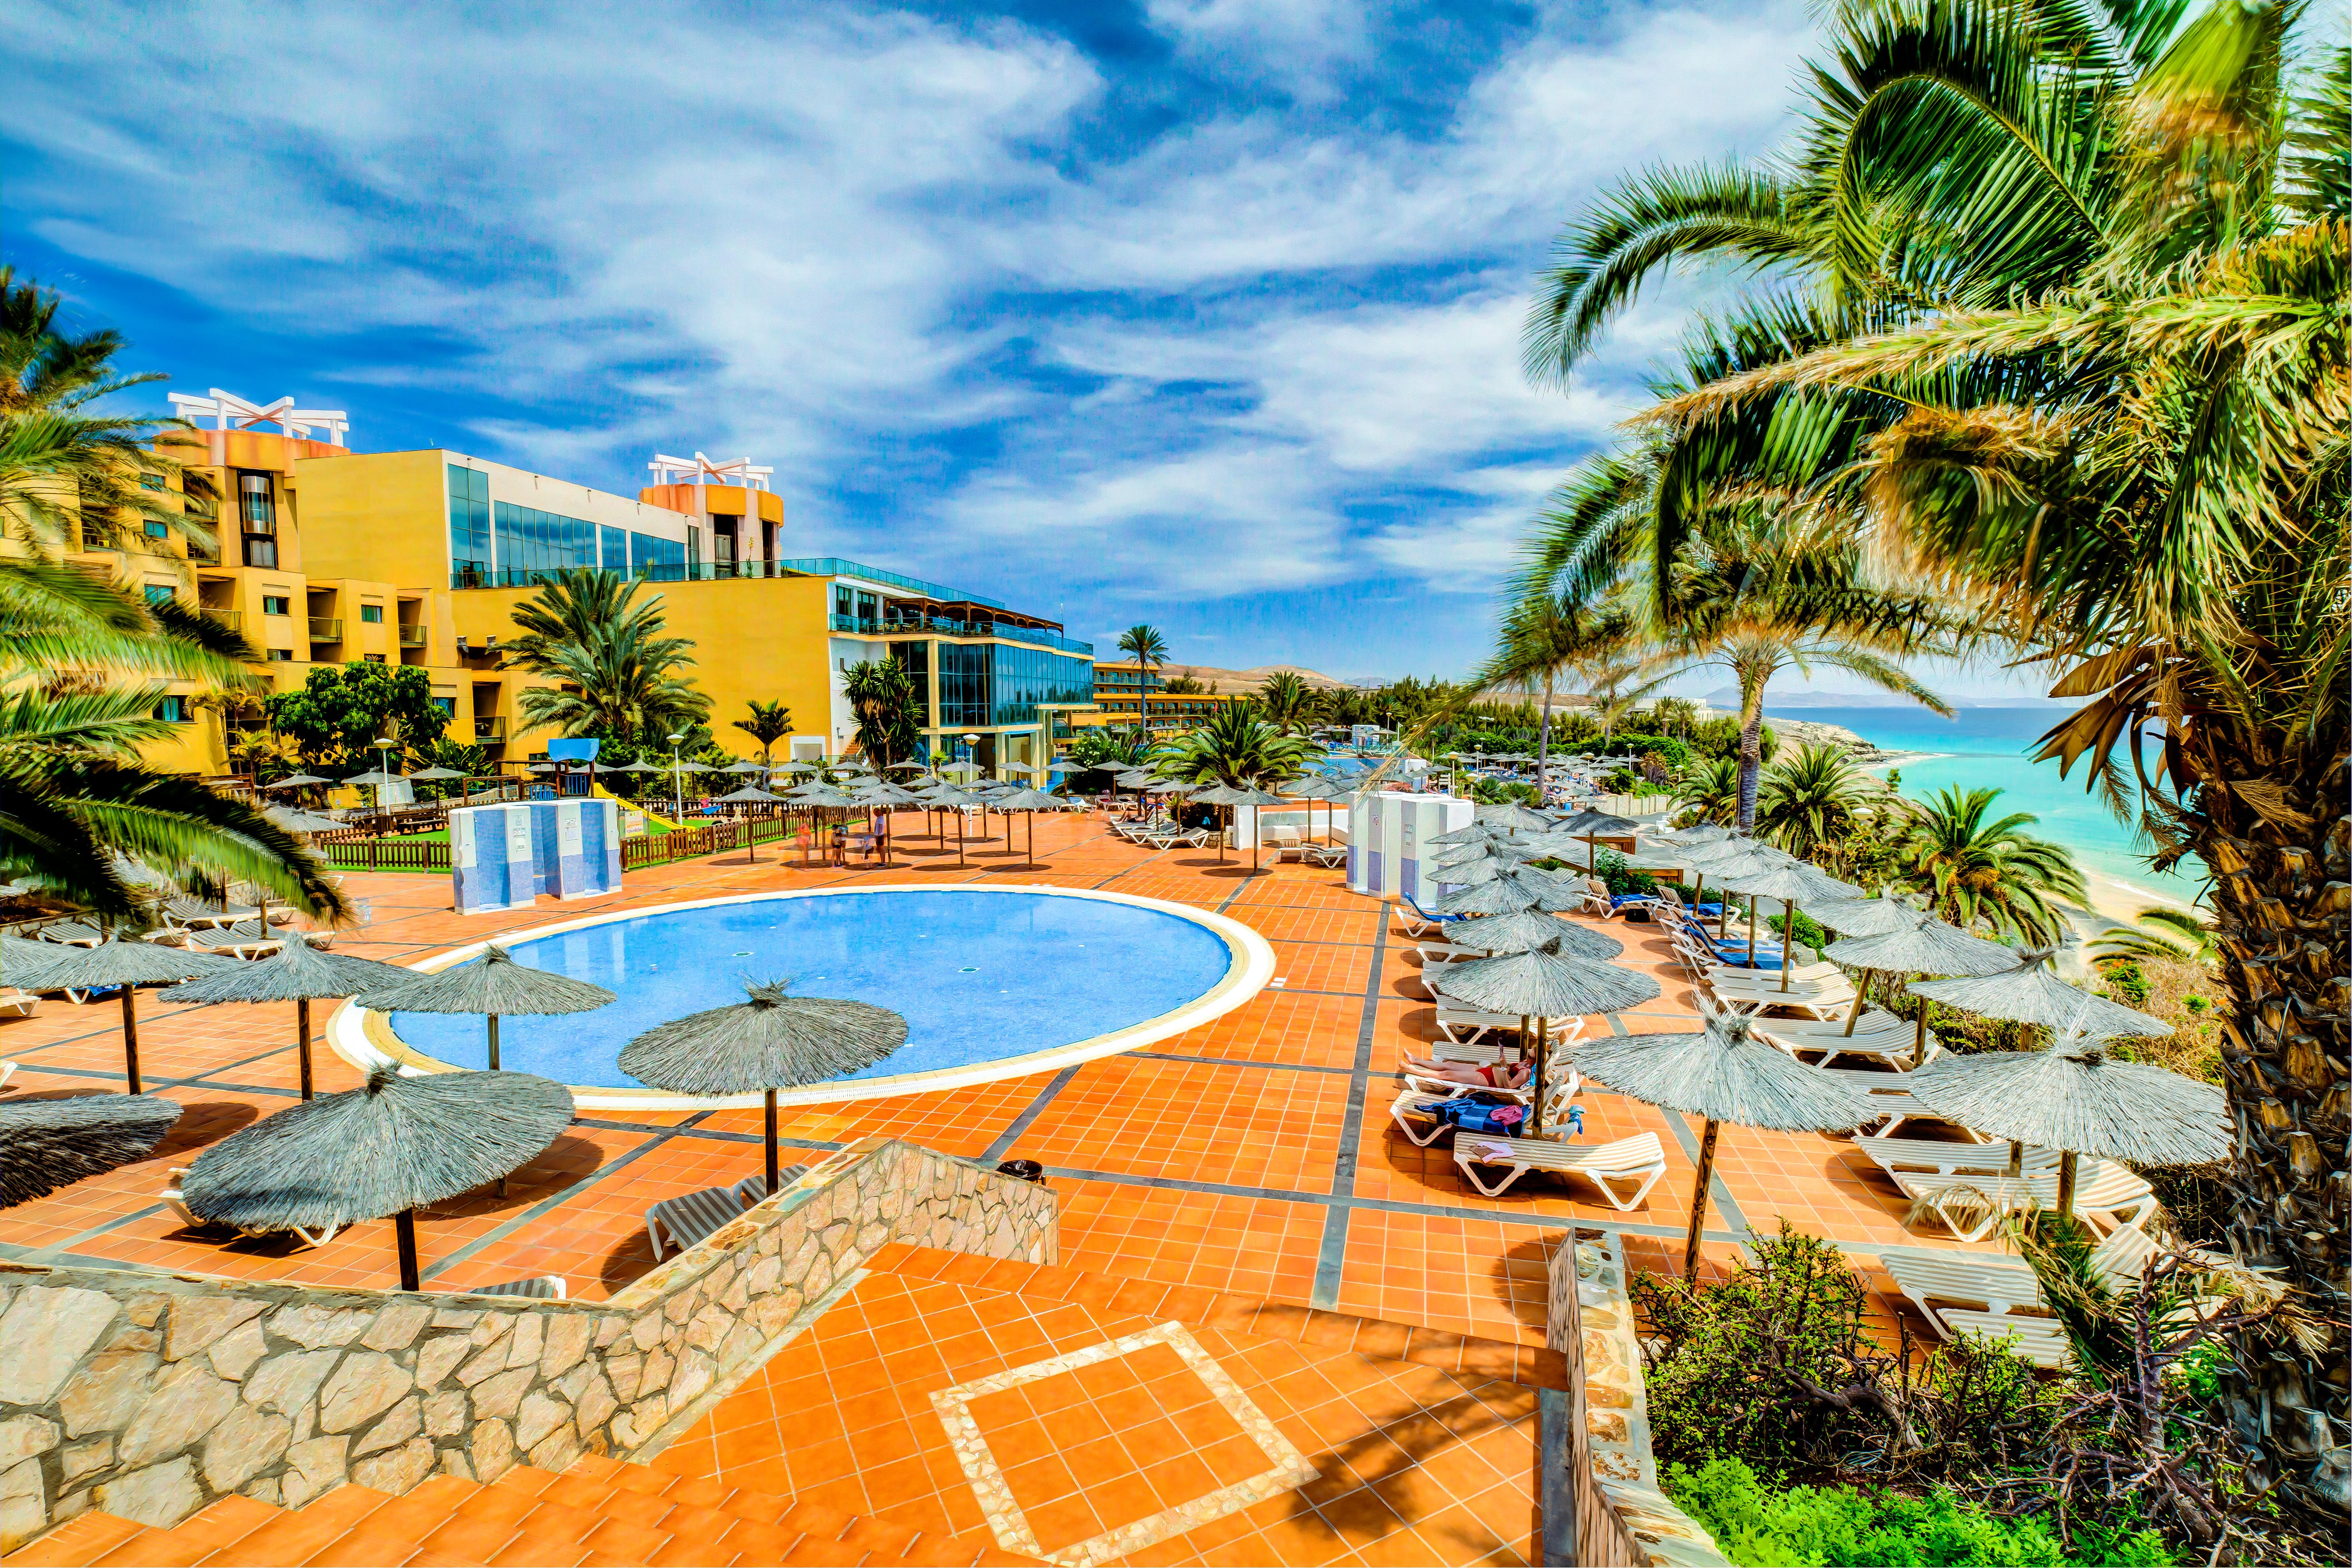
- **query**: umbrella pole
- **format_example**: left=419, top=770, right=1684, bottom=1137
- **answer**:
left=121, top=985, right=142, bottom=1096
left=2006, top=1141, right=2024, bottom=1179
left=297, top=997, right=313, bottom=1100
left=487, top=1014, right=501, bottom=1072
left=2055, top=1150, right=2077, bottom=1218
left=395, top=1210, right=421, bottom=1292
left=1843, top=970, right=1871, bottom=1037
left=765, top=1089, right=780, bottom=1195
left=1746, top=901, right=1758, bottom=971
left=1911, top=1004, right=1927, bottom=1069
left=1780, top=902, right=1796, bottom=992
left=1530, top=1014, right=1547, bottom=1137
left=1684, top=1118, right=1721, bottom=1281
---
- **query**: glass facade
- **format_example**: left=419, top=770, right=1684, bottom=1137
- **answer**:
left=890, top=640, right=931, bottom=726
left=599, top=526, right=630, bottom=574
left=632, top=533, right=687, bottom=578
left=938, top=642, right=988, bottom=730
left=493, top=501, right=597, bottom=581
left=991, top=646, right=1094, bottom=725
left=447, top=465, right=491, bottom=584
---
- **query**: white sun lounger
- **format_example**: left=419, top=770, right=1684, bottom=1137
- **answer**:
left=1880, top=1225, right=2171, bottom=1348
left=0, top=988, right=37, bottom=1021
left=0, top=1059, right=15, bottom=1088
left=1389, top=1073, right=1583, bottom=1148
left=1852, top=1132, right=2043, bottom=1177
left=646, top=1172, right=800, bottom=1259
left=1453, top=1131, right=1669, bottom=1207
left=160, top=895, right=260, bottom=931
left=1894, top=1161, right=2158, bottom=1242
left=1433, top=1003, right=1578, bottom=1048
left=469, top=1274, right=568, bottom=1300
left=1936, top=1311, right=2075, bottom=1369
left=161, top=1167, right=341, bottom=1246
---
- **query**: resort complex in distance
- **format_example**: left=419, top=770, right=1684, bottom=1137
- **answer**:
left=0, top=0, right=2342, bottom=1565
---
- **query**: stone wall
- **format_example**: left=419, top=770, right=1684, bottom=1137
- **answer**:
left=1548, top=1231, right=1726, bottom=1568
left=0, top=1137, right=1056, bottom=1550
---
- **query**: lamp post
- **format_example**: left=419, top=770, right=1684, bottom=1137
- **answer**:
left=372, top=734, right=396, bottom=813
left=961, top=732, right=983, bottom=841
left=668, top=731, right=686, bottom=821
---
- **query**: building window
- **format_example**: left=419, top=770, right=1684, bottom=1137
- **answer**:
left=490, top=501, right=597, bottom=585
left=140, top=473, right=166, bottom=492
left=263, top=595, right=291, bottom=616
left=264, top=648, right=293, bottom=662
left=631, top=533, right=686, bottom=579
left=364, top=654, right=387, bottom=664
left=360, top=604, right=384, bottom=623
left=153, top=695, right=193, bottom=723
left=432, top=696, right=456, bottom=717
left=598, top=525, right=630, bottom=575
left=890, top=640, right=932, bottom=726
left=835, top=587, right=853, bottom=619
left=144, top=519, right=169, bottom=539
left=938, top=641, right=990, bottom=730
left=144, top=584, right=175, bottom=606
left=447, top=464, right=493, bottom=585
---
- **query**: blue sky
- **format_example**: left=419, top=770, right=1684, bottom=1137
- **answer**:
left=2, top=0, right=2046, bottom=698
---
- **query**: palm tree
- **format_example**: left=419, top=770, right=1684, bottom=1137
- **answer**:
left=1257, top=670, right=1318, bottom=733
left=841, top=660, right=917, bottom=768
left=1671, top=755, right=1740, bottom=829
left=1475, top=589, right=1634, bottom=792
left=1117, top=624, right=1168, bottom=729
left=1653, top=695, right=1698, bottom=741
left=732, top=700, right=793, bottom=769
left=2090, top=907, right=2220, bottom=967
left=1754, top=744, right=1872, bottom=869
left=1900, top=786, right=2085, bottom=946
left=506, top=569, right=709, bottom=744
left=1157, top=702, right=1316, bottom=790
left=1554, top=0, right=2345, bottom=1481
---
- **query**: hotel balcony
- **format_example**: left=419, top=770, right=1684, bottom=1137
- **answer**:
left=398, top=624, right=428, bottom=647
left=202, top=609, right=243, bottom=633
left=307, top=616, right=343, bottom=643
left=474, top=716, right=506, bottom=741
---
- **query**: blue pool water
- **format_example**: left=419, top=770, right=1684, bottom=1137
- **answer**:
left=389, top=890, right=1237, bottom=1090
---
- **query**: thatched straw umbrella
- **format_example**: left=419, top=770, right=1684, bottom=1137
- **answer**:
left=1474, top=802, right=1554, bottom=833
left=9, top=939, right=235, bottom=1094
left=1434, top=947, right=1661, bottom=1135
left=1285, top=773, right=1351, bottom=847
left=1825, top=908, right=2020, bottom=1067
left=1444, top=910, right=1625, bottom=961
left=1903, top=966, right=2173, bottom=1179
left=1902, top=1011, right=2228, bottom=1215
left=1433, top=876, right=1546, bottom=917
left=1, top=1093, right=184, bottom=1208
left=852, top=779, right=925, bottom=867
left=181, top=1067, right=575, bottom=1290
left=161, top=939, right=416, bottom=1099
left=359, top=945, right=615, bottom=1071
left=1185, top=784, right=1253, bottom=864
left=987, top=786, right=1066, bottom=868
left=619, top=981, right=907, bottom=1194
left=1804, top=890, right=1927, bottom=1037
left=1573, top=1011, right=1877, bottom=1277
left=1716, top=855, right=1857, bottom=986
left=1222, top=784, right=1292, bottom=872
left=263, top=804, right=347, bottom=836
left=264, top=773, right=332, bottom=790
left=710, top=783, right=787, bottom=863
left=922, top=784, right=982, bottom=866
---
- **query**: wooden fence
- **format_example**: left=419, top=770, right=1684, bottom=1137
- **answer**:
left=321, top=810, right=827, bottom=877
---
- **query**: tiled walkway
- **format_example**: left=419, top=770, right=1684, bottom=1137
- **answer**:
left=0, top=811, right=1986, bottom=1334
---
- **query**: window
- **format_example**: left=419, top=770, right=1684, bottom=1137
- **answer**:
left=359, top=604, right=384, bottom=623
left=938, top=641, right=989, bottom=730
left=834, top=587, right=853, bottom=619
left=447, top=464, right=492, bottom=585
left=491, top=500, right=596, bottom=583
left=631, top=533, right=686, bottom=580
left=144, top=520, right=169, bottom=539
left=432, top=696, right=456, bottom=717
left=153, top=695, right=193, bottom=723
left=144, top=584, right=175, bottom=606
left=262, top=595, right=291, bottom=616
left=364, top=654, right=387, bottom=664
left=598, top=525, right=629, bottom=575
left=239, top=475, right=275, bottom=531
left=140, top=473, right=166, bottom=492
left=265, top=648, right=293, bottom=662
left=890, top=640, right=932, bottom=726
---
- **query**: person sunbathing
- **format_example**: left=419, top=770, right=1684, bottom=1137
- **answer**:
left=1402, top=1056, right=1532, bottom=1090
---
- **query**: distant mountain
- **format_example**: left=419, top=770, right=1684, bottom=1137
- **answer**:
left=1160, top=662, right=1360, bottom=693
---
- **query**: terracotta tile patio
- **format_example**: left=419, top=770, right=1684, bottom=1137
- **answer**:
left=0, top=808, right=1999, bottom=1564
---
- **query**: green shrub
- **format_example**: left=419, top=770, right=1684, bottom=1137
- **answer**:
left=1591, top=848, right=1656, bottom=897
left=2097, top=960, right=2152, bottom=1007
left=1767, top=909, right=1828, bottom=952
left=1667, top=1456, right=2176, bottom=1567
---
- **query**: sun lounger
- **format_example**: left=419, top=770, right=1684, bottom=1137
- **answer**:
left=1397, top=894, right=1463, bottom=937
left=469, top=1275, right=568, bottom=1300
left=1814, top=1069, right=1931, bottom=1132
left=0, top=1060, right=15, bottom=1088
left=1894, top=1161, right=2158, bottom=1242
left=1301, top=842, right=1347, bottom=867
left=1852, top=1131, right=2040, bottom=1177
left=1937, top=1310, right=2075, bottom=1369
left=1453, top=1131, right=1669, bottom=1207
left=161, top=1167, right=341, bottom=1246
left=1390, top=1072, right=1583, bottom=1147
left=0, top=988, right=37, bottom=1021
left=160, top=895, right=260, bottom=931
left=190, top=919, right=285, bottom=960
left=1880, top=1224, right=2169, bottom=1352
left=645, top=1171, right=802, bottom=1259
left=1403, top=1060, right=1580, bottom=1102
left=38, top=921, right=103, bottom=947
left=1706, top=975, right=1858, bottom=1020
left=1433, top=1001, right=1576, bottom=1047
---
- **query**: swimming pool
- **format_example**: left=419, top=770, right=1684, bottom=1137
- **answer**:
left=334, top=886, right=1274, bottom=1109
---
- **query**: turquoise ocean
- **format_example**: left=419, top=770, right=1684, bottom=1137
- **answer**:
left=1760, top=704, right=2207, bottom=912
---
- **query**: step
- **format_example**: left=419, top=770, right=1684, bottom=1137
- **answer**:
left=0, top=1513, right=145, bottom=1567
left=86, top=1496, right=282, bottom=1568
left=867, top=1242, right=1570, bottom=1390
left=199, top=1489, right=396, bottom=1568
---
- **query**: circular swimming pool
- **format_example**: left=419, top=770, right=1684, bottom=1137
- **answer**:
left=333, top=886, right=1273, bottom=1109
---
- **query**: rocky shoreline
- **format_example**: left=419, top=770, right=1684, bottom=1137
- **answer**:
left=1692, top=707, right=1928, bottom=769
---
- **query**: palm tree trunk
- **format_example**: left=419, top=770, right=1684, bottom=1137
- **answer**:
left=1535, top=672, right=1554, bottom=796
left=2198, top=780, right=2345, bottom=1509
left=1736, top=695, right=1765, bottom=834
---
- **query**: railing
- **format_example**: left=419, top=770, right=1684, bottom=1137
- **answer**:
left=202, top=609, right=242, bottom=632
left=776, top=557, right=999, bottom=606
left=873, top=613, right=1093, bottom=656
left=317, top=833, right=452, bottom=873
left=474, top=717, right=506, bottom=740
left=398, top=624, right=427, bottom=647
left=307, top=616, right=342, bottom=642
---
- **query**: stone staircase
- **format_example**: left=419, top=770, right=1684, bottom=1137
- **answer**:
left=0, top=1455, right=1037, bottom=1568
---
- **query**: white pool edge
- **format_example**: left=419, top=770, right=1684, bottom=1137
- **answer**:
left=325, top=882, right=1277, bottom=1110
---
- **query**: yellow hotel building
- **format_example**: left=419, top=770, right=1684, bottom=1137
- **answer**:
left=1081, top=661, right=1253, bottom=734
left=80, top=396, right=1096, bottom=778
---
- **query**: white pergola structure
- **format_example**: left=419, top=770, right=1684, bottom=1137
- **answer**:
left=647, top=452, right=772, bottom=491
left=167, top=389, right=351, bottom=446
